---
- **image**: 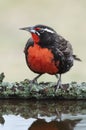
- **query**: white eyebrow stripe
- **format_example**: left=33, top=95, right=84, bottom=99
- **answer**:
left=31, top=30, right=40, bottom=36
left=42, top=28, right=54, bottom=33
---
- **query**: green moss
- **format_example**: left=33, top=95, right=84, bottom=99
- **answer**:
left=0, top=73, right=86, bottom=99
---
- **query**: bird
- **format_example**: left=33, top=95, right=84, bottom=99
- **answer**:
left=20, top=24, right=81, bottom=90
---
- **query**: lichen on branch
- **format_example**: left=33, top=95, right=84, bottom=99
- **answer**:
left=0, top=73, right=86, bottom=99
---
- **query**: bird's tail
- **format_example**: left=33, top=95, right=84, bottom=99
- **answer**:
left=73, top=55, right=82, bottom=61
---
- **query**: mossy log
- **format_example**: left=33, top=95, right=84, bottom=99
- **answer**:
left=0, top=73, right=86, bottom=100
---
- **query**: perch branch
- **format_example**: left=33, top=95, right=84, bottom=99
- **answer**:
left=0, top=73, right=86, bottom=99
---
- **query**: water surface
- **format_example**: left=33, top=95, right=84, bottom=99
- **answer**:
left=0, top=100, right=86, bottom=130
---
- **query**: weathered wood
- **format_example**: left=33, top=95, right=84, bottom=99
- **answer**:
left=0, top=73, right=86, bottom=99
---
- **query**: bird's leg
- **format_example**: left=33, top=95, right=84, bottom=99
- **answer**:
left=55, top=74, right=58, bottom=79
left=55, top=74, right=63, bottom=91
left=55, top=108, right=61, bottom=121
left=30, top=74, right=42, bottom=83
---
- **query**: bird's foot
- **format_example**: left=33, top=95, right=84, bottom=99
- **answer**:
left=54, top=82, right=63, bottom=92
left=29, top=74, right=42, bottom=84
left=29, top=79, right=38, bottom=84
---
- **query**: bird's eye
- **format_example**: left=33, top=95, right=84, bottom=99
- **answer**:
left=35, top=27, right=44, bottom=33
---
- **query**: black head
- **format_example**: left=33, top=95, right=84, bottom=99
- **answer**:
left=20, top=24, right=57, bottom=47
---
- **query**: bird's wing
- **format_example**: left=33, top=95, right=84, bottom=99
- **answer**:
left=55, top=34, right=73, bottom=57
left=51, top=34, right=74, bottom=73
left=55, top=34, right=81, bottom=61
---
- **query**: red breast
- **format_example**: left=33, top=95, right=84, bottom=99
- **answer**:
left=27, top=43, right=59, bottom=74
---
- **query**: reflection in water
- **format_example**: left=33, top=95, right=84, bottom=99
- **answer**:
left=29, top=118, right=81, bottom=130
left=0, top=116, right=5, bottom=125
left=0, top=100, right=86, bottom=130
left=1, top=115, right=36, bottom=130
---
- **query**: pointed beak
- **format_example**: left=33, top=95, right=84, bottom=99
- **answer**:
left=20, top=26, right=35, bottom=33
left=20, top=26, right=40, bottom=36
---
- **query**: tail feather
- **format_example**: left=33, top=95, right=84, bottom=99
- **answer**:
left=73, top=55, right=82, bottom=61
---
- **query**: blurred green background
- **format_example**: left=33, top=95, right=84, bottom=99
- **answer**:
left=0, top=0, right=86, bottom=83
